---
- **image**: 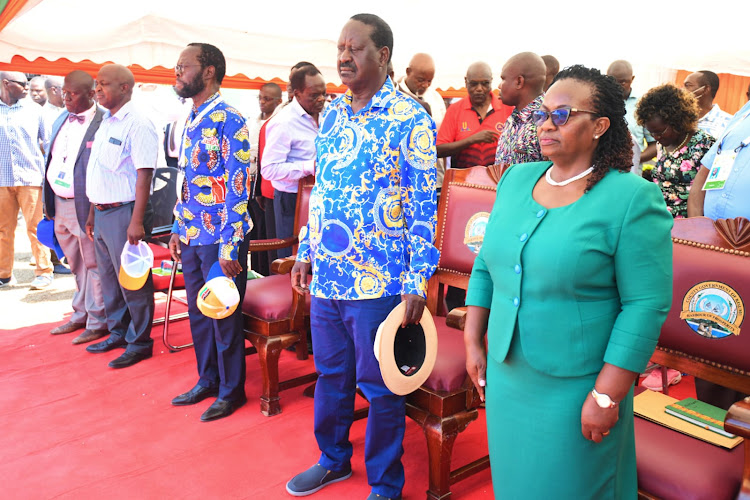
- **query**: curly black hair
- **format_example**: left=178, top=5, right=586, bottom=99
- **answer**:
left=551, top=65, right=633, bottom=191
left=635, top=84, right=699, bottom=134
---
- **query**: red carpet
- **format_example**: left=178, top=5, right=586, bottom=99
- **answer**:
left=0, top=308, right=493, bottom=500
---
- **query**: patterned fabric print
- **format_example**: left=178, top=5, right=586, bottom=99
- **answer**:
left=494, top=94, right=544, bottom=166
left=172, top=92, right=252, bottom=261
left=297, top=77, right=440, bottom=300
left=652, top=128, right=715, bottom=218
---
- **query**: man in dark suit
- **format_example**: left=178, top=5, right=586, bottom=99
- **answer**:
left=43, top=70, right=108, bottom=345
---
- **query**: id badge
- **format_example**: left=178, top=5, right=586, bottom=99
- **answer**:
left=176, top=169, right=185, bottom=201
left=53, top=169, right=72, bottom=189
left=703, top=151, right=735, bottom=190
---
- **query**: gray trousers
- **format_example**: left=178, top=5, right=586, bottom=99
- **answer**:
left=93, top=203, right=154, bottom=354
left=54, top=196, right=106, bottom=330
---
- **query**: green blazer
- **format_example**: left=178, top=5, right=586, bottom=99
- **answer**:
left=466, top=161, right=673, bottom=377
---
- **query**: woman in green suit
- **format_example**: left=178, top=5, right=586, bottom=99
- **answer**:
left=464, top=65, right=673, bottom=499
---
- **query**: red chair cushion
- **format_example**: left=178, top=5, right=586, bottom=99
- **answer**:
left=635, top=417, right=742, bottom=500
left=152, top=271, right=185, bottom=293
left=423, top=318, right=469, bottom=392
left=241, top=274, right=311, bottom=321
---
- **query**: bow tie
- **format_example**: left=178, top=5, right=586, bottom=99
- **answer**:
left=68, top=114, right=85, bottom=123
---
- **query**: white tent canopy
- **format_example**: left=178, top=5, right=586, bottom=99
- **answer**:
left=2, top=0, right=750, bottom=95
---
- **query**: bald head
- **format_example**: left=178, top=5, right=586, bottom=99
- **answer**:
left=499, top=52, right=546, bottom=109
left=96, top=64, right=135, bottom=113
left=541, top=55, right=559, bottom=91
left=405, top=53, right=436, bottom=96
left=44, top=76, right=64, bottom=107
left=606, top=60, right=634, bottom=99
left=465, top=62, right=493, bottom=107
left=62, top=70, right=95, bottom=114
left=1, top=71, right=28, bottom=105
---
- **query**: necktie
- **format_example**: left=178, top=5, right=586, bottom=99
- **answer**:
left=68, top=114, right=84, bottom=124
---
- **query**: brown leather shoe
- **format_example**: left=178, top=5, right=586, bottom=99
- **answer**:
left=72, top=329, right=109, bottom=345
left=50, top=321, right=85, bottom=335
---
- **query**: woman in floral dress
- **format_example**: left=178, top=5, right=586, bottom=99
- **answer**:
left=636, top=84, right=715, bottom=218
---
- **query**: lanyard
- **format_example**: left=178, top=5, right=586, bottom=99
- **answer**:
left=178, top=95, right=224, bottom=169
left=717, top=108, right=750, bottom=155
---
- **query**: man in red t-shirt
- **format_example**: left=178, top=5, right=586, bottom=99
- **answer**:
left=437, top=62, right=512, bottom=169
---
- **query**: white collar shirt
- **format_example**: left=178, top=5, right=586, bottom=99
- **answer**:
left=86, top=100, right=159, bottom=204
left=47, top=103, right=96, bottom=198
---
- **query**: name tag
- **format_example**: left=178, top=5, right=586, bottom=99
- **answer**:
left=703, top=151, right=735, bottom=191
left=109, top=137, right=122, bottom=146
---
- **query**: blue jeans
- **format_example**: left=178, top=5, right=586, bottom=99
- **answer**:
left=311, top=295, right=405, bottom=498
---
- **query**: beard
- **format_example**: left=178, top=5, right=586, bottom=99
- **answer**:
left=175, top=72, right=205, bottom=99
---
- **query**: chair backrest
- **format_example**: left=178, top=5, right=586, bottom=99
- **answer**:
left=292, top=175, right=315, bottom=253
left=427, top=166, right=500, bottom=315
left=654, top=216, right=750, bottom=394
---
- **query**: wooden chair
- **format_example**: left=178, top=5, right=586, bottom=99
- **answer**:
left=635, top=216, right=750, bottom=500
left=406, top=166, right=500, bottom=499
left=241, top=175, right=317, bottom=416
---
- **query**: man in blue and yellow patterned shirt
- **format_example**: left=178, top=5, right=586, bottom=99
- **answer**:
left=287, top=14, right=439, bottom=500
left=168, top=43, right=252, bottom=422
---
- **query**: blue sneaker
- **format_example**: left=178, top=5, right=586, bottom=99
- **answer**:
left=286, top=463, right=352, bottom=496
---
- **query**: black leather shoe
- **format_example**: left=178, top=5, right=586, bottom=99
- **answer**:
left=171, top=385, right=219, bottom=406
left=108, top=351, right=152, bottom=369
left=86, top=337, right=127, bottom=353
left=200, top=397, right=246, bottom=422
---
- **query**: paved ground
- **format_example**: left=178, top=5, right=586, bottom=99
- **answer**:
left=0, top=214, right=77, bottom=331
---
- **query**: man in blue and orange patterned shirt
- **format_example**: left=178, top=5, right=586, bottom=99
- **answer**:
left=287, top=14, right=439, bottom=500
left=168, top=43, right=252, bottom=422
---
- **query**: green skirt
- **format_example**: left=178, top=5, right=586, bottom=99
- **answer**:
left=485, top=328, right=637, bottom=499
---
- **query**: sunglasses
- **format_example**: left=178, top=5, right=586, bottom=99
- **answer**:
left=5, top=79, right=28, bottom=87
left=531, top=106, right=598, bottom=127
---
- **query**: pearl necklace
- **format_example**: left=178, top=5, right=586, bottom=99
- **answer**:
left=545, top=166, right=595, bottom=187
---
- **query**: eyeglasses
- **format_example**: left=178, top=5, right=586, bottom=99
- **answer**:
left=689, top=85, right=706, bottom=96
left=5, top=79, right=28, bottom=87
left=531, top=106, right=598, bottom=127
left=649, top=125, right=671, bottom=139
left=174, top=64, right=200, bottom=73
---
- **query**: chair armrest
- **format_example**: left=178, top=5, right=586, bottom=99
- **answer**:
left=247, top=236, right=297, bottom=253
left=271, top=255, right=298, bottom=275
left=446, top=307, right=467, bottom=331
left=725, top=398, right=750, bottom=437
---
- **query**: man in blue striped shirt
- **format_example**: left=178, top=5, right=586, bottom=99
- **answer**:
left=0, top=71, right=53, bottom=289
left=83, top=64, right=158, bottom=369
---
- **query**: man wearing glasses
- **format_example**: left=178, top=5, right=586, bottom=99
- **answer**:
left=437, top=62, right=512, bottom=170
left=0, top=71, right=53, bottom=289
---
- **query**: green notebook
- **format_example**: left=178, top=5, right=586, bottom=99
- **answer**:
left=664, top=398, right=736, bottom=439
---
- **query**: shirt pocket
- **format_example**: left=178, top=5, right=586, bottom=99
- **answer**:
left=97, top=140, right=124, bottom=172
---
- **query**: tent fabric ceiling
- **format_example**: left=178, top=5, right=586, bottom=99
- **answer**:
left=1, top=0, right=749, bottom=95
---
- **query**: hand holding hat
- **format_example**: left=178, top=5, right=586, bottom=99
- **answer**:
left=374, top=300, right=438, bottom=396
left=197, top=261, right=240, bottom=320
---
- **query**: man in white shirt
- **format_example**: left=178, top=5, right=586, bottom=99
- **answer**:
left=683, top=70, right=732, bottom=140
left=83, top=64, right=158, bottom=369
left=43, top=70, right=108, bottom=344
left=261, top=64, right=325, bottom=258
left=396, top=53, right=447, bottom=188
left=247, top=82, right=282, bottom=275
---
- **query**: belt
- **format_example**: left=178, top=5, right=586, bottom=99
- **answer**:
left=94, top=202, right=125, bottom=211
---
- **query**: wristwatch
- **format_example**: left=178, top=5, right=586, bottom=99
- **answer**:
left=591, top=388, right=618, bottom=409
